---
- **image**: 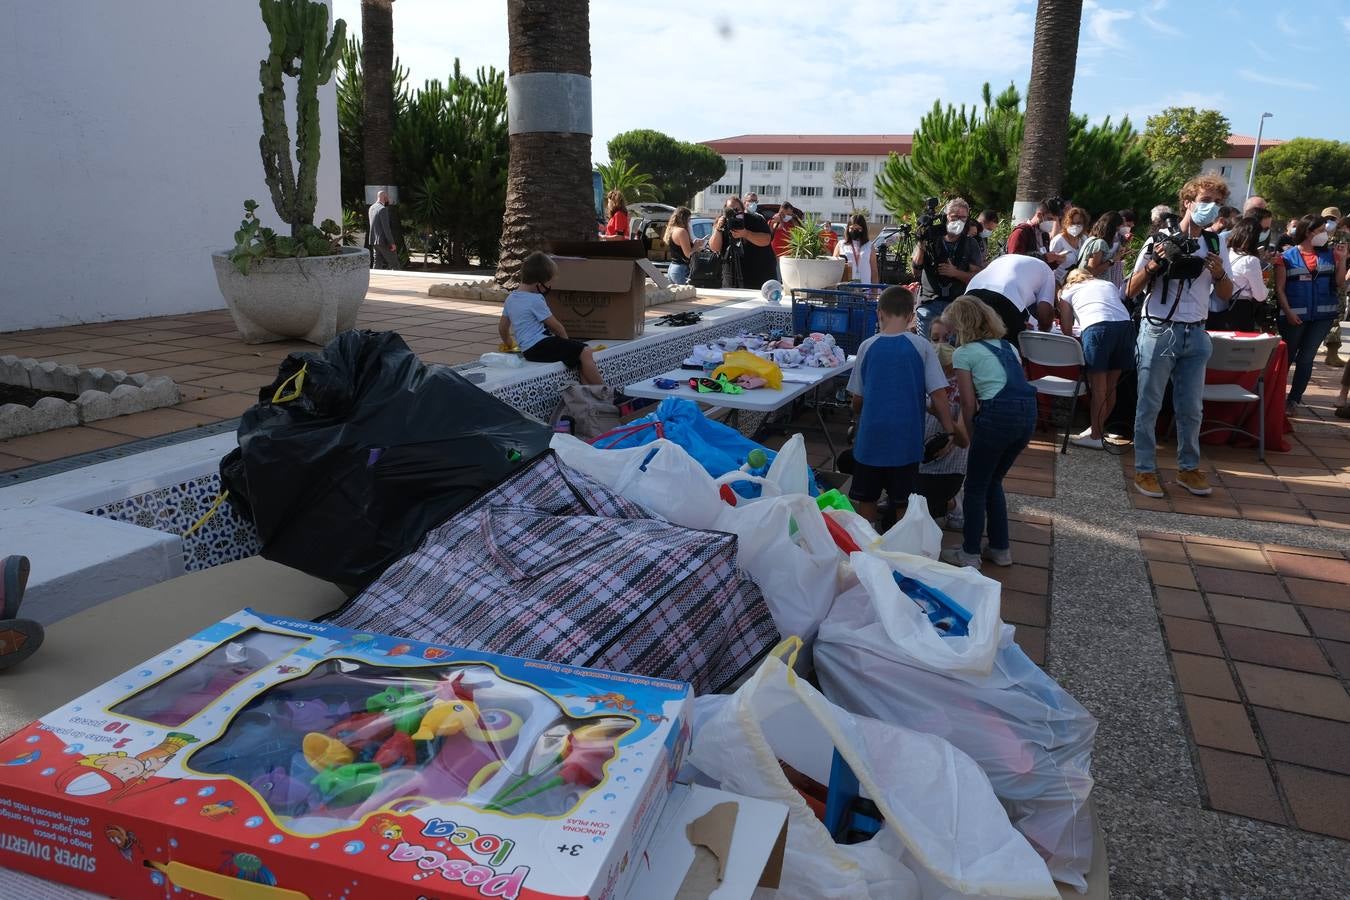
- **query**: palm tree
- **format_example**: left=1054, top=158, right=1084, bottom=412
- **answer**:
left=595, top=159, right=658, bottom=203
left=361, top=0, right=396, bottom=201
left=1012, top=0, right=1084, bottom=221
left=496, top=0, right=595, bottom=285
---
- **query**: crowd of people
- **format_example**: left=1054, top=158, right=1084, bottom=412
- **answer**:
left=580, top=178, right=1348, bottom=567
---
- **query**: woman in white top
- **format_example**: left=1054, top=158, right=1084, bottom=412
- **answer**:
left=1058, top=267, right=1134, bottom=449
left=834, top=213, right=879, bottom=283
left=1048, top=206, right=1089, bottom=286
left=1209, top=216, right=1269, bottom=332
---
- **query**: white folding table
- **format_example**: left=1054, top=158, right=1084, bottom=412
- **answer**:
left=622, top=360, right=855, bottom=467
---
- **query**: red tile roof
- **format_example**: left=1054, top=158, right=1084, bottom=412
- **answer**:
left=702, top=133, right=1282, bottom=159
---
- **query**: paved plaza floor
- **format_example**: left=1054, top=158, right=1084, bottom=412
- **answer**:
left=2, top=275, right=1349, bottom=897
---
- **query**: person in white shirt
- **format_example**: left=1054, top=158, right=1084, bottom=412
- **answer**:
left=1048, top=206, right=1089, bottom=285
left=1125, top=174, right=1235, bottom=500
left=966, top=253, right=1058, bottom=344
left=1058, top=268, right=1134, bottom=448
left=1209, top=216, right=1269, bottom=331
left=834, top=213, right=878, bottom=283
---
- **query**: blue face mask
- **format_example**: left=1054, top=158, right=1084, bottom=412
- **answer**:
left=1190, top=201, right=1219, bottom=227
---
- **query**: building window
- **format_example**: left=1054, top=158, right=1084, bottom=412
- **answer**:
left=792, top=160, right=825, bottom=172
left=831, top=212, right=850, bottom=221
left=834, top=161, right=869, bottom=173
left=709, top=184, right=737, bottom=196
left=876, top=214, right=893, bottom=225
left=833, top=187, right=867, bottom=198
left=1219, top=165, right=1232, bottom=177
left=791, top=186, right=823, bottom=197
left=747, top=184, right=782, bottom=198
left=750, top=160, right=782, bottom=171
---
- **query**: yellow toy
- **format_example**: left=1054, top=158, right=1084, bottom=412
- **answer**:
left=301, top=732, right=354, bottom=770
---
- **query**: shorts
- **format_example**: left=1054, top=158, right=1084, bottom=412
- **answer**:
left=1080, top=320, right=1135, bottom=372
left=522, top=336, right=588, bottom=369
left=847, top=461, right=920, bottom=505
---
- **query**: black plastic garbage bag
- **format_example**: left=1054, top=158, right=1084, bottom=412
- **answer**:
left=220, top=330, right=552, bottom=585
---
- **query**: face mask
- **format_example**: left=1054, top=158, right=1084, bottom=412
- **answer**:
left=1327, top=219, right=1339, bottom=232
left=849, top=229, right=863, bottom=239
left=1259, top=229, right=1271, bottom=242
left=540, top=283, right=551, bottom=297
left=946, top=219, right=967, bottom=236
left=1190, top=201, right=1219, bottom=227
left=1067, top=224, right=1083, bottom=237
left=1040, top=220, right=1056, bottom=234
left=747, top=202, right=758, bottom=212
left=782, top=215, right=793, bottom=223
left=1312, top=232, right=1330, bottom=247
left=980, top=229, right=993, bottom=239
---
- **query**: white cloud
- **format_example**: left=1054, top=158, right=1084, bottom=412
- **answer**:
left=1084, top=7, right=1134, bottom=51
left=333, top=0, right=1034, bottom=161
left=1238, top=69, right=1316, bottom=91
left=1276, top=11, right=1297, bottom=36
left=1247, top=40, right=1274, bottom=63
left=1140, top=12, right=1180, bottom=37
left=1342, top=16, right=1350, bottom=35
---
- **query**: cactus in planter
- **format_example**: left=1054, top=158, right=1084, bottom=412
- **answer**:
left=257, top=0, right=345, bottom=237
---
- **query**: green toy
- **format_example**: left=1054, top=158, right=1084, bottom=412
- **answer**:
left=815, top=489, right=854, bottom=513
left=365, top=685, right=427, bottom=735
left=313, top=762, right=382, bottom=808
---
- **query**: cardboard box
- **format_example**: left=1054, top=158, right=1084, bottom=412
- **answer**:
left=626, top=784, right=788, bottom=900
left=546, top=241, right=669, bottom=341
left=0, top=609, right=692, bottom=900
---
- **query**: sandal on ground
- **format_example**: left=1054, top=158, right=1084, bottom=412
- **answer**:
left=1, top=556, right=31, bottom=620
left=0, top=557, right=42, bottom=670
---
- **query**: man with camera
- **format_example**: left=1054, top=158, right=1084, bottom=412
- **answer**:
left=708, top=195, right=776, bottom=290
left=911, top=197, right=984, bottom=337
left=1126, top=174, right=1234, bottom=501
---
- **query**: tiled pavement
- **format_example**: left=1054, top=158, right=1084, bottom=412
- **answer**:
left=1142, top=533, right=1350, bottom=840
left=0, top=274, right=736, bottom=471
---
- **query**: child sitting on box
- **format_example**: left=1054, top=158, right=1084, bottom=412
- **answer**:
left=498, top=251, right=603, bottom=385
left=846, top=286, right=963, bottom=526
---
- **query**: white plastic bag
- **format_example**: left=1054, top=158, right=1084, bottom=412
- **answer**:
left=551, top=435, right=724, bottom=529
left=822, top=495, right=941, bottom=559
left=764, top=432, right=812, bottom=497
left=815, top=615, right=1098, bottom=890
left=687, top=641, right=1059, bottom=900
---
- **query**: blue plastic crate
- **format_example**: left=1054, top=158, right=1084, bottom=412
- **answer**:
left=790, top=288, right=878, bottom=354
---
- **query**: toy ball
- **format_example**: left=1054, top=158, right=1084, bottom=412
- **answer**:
left=760, top=280, right=784, bottom=304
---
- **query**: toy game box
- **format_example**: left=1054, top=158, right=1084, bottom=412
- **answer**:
left=0, top=609, right=693, bottom=899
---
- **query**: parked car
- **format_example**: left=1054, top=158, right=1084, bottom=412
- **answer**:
left=627, top=203, right=677, bottom=227
left=635, top=216, right=714, bottom=263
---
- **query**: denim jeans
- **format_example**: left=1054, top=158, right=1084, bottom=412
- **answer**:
left=1278, top=317, right=1336, bottom=404
left=916, top=297, right=950, bottom=339
left=667, top=263, right=690, bottom=285
left=961, top=397, right=1035, bottom=554
left=1133, top=322, right=1212, bottom=473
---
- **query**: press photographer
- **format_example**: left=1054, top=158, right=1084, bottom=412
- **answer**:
left=1124, top=174, right=1233, bottom=502
left=911, top=197, right=984, bottom=337
left=708, top=195, right=776, bottom=290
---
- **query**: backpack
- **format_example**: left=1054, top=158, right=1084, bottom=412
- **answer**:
left=689, top=246, right=722, bottom=288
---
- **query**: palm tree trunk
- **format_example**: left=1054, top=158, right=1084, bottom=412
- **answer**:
left=496, top=0, right=595, bottom=285
left=361, top=0, right=396, bottom=202
left=1013, top=0, right=1084, bottom=222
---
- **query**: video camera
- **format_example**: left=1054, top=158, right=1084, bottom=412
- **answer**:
left=720, top=208, right=746, bottom=234
left=917, top=197, right=943, bottom=239
left=1149, top=213, right=1206, bottom=281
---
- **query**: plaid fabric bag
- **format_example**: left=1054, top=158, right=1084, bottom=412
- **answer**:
left=326, top=453, right=776, bottom=693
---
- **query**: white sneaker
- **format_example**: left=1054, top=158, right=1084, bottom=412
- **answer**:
left=940, top=546, right=981, bottom=568
left=1070, top=434, right=1104, bottom=450
left=1073, top=426, right=1094, bottom=439
left=981, top=544, right=1013, bottom=566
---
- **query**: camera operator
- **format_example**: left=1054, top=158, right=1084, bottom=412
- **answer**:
left=912, top=197, right=984, bottom=337
left=1006, top=197, right=1066, bottom=267
left=708, top=195, right=776, bottom=290
left=1125, top=174, right=1234, bottom=502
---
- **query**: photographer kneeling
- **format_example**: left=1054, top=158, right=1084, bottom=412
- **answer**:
left=708, top=196, right=777, bottom=290
left=912, top=197, right=984, bottom=337
left=1126, top=174, right=1233, bottom=501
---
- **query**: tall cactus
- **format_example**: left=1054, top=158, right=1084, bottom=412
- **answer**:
left=258, top=0, right=345, bottom=236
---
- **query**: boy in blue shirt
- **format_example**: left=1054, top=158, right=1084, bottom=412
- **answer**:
left=498, top=252, right=603, bottom=385
left=846, top=287, right=963, bottom=526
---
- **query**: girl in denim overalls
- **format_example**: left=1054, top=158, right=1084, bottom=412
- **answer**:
left=939, top=296, right=1038, bottom=569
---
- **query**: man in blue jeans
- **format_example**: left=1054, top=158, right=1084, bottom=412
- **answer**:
left=1126, top=174, right=1234, bottom=499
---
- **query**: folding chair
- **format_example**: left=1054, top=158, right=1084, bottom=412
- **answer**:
left=1018, top=331, right=1088, bottom=454
left=1199, top=334, right=1279, bottom=461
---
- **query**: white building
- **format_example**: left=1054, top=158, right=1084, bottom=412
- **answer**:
left=1, top=1, right=342, bottom=331
left=695, top=133, right=1282, bottom=223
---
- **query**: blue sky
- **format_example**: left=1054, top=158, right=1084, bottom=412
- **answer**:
left=332, top=0, right=1350, bottom=159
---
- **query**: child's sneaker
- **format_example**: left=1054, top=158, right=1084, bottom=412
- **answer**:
left=940, top=546, right=981, bottom=568
left=981, top=544, right=1013, bottom=567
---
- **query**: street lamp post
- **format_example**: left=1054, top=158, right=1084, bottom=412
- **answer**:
left=1245, top=112, right=1272, bottom=203
left=737, top=157, right=745, bottom=197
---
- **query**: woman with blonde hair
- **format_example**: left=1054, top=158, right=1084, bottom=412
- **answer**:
left=600, top=190, right=629, bottom=240
left=662, top=207, right=704, bottom=285
left=939, top=295, right=1038, bottom=569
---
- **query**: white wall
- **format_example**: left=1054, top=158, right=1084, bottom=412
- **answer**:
left=696, top=153, right=894, bottom=224
left=0, top=1, right=343, bottom=331
left=1199, top=157, right=1252, bottom=206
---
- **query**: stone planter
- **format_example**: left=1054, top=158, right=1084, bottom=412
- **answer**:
left=211, top=246, right=370, bottom=345
left=780, top=256, right=846, bottom=291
